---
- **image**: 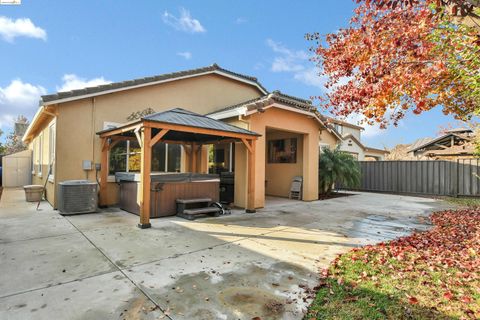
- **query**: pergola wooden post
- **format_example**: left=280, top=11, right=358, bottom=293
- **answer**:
left=138, top=126, right=152, bottom=228
left=191, top=142, right=197, bottom=173
left=99, top=137, right=110, bottom=207
left=243, top=138, right=256, bottom=213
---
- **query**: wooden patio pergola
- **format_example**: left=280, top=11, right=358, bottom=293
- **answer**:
left=97, top=108, right=260, bottom=228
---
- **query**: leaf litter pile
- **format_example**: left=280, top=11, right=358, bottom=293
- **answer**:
left=306, top=209, right=480, bottom=319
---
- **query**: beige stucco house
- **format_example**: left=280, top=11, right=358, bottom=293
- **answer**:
left=325, top=118, right=389, bottom=160
left=23, top=64, right=343, bottom=211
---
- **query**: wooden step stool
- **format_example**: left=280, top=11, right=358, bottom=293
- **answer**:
left=176, top=198, right=222, bottom=220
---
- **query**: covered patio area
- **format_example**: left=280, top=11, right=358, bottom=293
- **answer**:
left=97, top=108, right=260, bottom=228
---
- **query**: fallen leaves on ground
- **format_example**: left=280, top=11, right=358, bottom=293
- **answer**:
left=306, top=208, right=480, bottom=319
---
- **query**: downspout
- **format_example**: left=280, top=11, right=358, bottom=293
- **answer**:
left=237, top=115, right=250, bottom=128
left=91, top=97, right=96, bottom=180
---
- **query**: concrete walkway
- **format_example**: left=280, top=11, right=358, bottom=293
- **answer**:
left=0, top=189, right=450, bottom=320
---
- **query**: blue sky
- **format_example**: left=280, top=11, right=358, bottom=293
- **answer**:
left=0, top=0, right=461, bottom=148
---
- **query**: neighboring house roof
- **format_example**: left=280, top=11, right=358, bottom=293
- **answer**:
left=408, top=130, right=474, bottom=154
left=444, top=128, right=473, bottom=134
left=423, top=145, right=474, bottom=157
left=365, top=146, right=390, bottom=154
left=407, top=137, right=433, bottom=152
left=342, top=133, right=390, bottom=155
left=40, top=63, right=268, bottom=105
left=98, top=108, right=260, bottom=137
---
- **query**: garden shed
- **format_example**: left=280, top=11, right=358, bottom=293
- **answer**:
left=1, top=150, right=32, bottom=187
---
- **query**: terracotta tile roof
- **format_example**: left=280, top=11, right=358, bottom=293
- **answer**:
left=41, top=64, right=268, bottom=104
left=206, top=90, right=315, bottom=115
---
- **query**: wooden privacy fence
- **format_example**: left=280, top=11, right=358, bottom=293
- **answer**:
left=342, top=159, right=480, bottom=197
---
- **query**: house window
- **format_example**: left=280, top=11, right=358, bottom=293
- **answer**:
left=32, top=140, right=36, bottom=175
left=166, top=144, right=181, bottom=172
left=37, top=133, right=43, bottom=176
left=49, top=123, right=56, bottom=176
left=109, top=141, right=181, bottom=175
left=208, top=143, right=235, bottom=174
left=268, top=138, right=297, bottom=163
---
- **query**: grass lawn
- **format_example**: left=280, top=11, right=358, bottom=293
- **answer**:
left=305, top=208, right=480, bottom=319
left=445, top=197, right=480, bottom=209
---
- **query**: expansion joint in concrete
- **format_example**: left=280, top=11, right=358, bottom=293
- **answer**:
left=64, top=216, right=173, bottom=320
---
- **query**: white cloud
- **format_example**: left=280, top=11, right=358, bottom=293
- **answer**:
left=0, top=16, right=47, bottom=42
left=0, top=74, right=111, bottom=135
left=0, top=79, right=46, bottom=132
left=253, top=62, right=265, bottom=70
left=235, top=17, right=247, bottom=24
left=177, top=51, right=192, bottom=60
left=293, top=67, right=328, bottom=88
left=271, top=57, right=304, bottom=72
left=265, top=39, right=329, bottom=89
left=57, top=74, right=111, bottom=92
left=162, top=8, right=206, bottom=33
left=266, top=39, right=308, bottom=64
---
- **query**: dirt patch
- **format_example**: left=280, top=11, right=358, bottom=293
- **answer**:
left=264, top=299, right=286, bottom=314
left=218, top=287, right=286, bottom=319
left=141, top=262, right=314, bottom=319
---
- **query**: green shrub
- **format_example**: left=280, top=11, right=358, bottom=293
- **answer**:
left=319, top=147, right=360, bottom=195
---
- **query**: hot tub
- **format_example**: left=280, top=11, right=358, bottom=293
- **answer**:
left=115, top=172, right=220, bottom=218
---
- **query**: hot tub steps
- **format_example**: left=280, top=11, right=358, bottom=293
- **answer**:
left=176, top=198, right=222, bottom=220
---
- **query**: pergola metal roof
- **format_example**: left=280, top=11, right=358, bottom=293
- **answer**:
left=97, top=108, right=259, bottom=144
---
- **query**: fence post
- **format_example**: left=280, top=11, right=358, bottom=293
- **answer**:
left=455, top=159, right=459, bottom=198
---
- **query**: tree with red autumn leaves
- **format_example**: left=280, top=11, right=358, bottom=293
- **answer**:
left=307, top=0, right=480, bottom=129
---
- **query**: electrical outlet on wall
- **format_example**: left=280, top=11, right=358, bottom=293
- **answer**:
left=82, top=160, right=92, bottom=171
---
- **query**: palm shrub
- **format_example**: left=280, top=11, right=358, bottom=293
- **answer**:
left=319, top=147, right=361, bottom=195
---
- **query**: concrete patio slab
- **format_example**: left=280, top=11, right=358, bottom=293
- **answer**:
left=0, top=214, right=77, bottom=243
left=79, top=221, right=236, bottom=269
left=0, top=271, right=165, bottom=320
left=65, top=209, right=141, bottom=231
left=0, top=232, right=116, bottom=298
left=0, top=188, right=452, bottom=320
